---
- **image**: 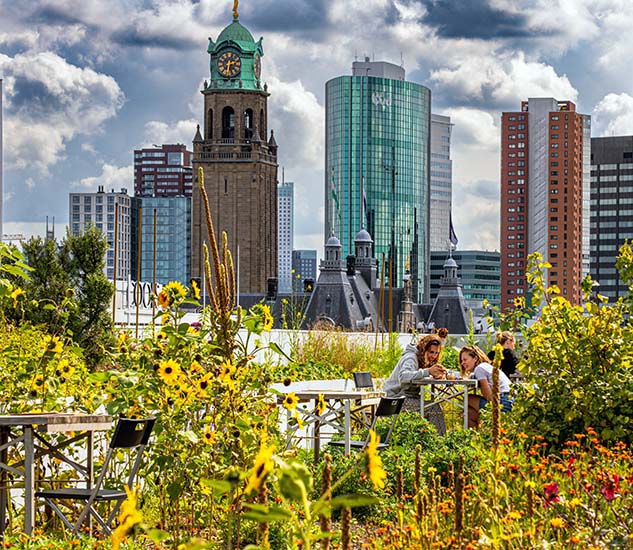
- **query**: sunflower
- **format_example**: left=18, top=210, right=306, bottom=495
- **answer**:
left=191, top=279, right=201, bottom=300
left=10, top=287, right=25, bottom=308
left=111, top=486, right=143, bottom=550
left=196, top=373, right=213, bottom=397
left=157, top=290, right=171, bottom=309
left=202, top=426, right=218, bottom=445
left=189, top=360, right=204, bottom=375
left=262, top=304, right=274, bottom=331
left=365, top=430, right=387, bottom=489
left=218, top=359, right=236, bottom=380
left=42, top=335, right=63, bottom=354
left=244, top=439, right=276, bottom=494
left=56, top=359, right=75, bottom=378
left=165, top=281, right=187, bottom=300
left=513, top=296, right=525, bottom=308
left=157, top=359, right=182, bottom=385
left=316, top=394, right=327, bottom=416
left=282, top=392, right=299, bottom=411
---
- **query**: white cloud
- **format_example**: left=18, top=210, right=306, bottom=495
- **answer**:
left=71, top=163, right=133, bottom=191
left=443, top=108, right=499, bottom=151
left=0, top=51, right=124, bottom=175
left=3, top=191, right=16, bottom=203
left=592, top=93, right=633, bottom=137
left=431, top=51, right=578, bottom=106
left=267, top=76, right=324, bottom=169
left=142, top=119, right=199, bottom=147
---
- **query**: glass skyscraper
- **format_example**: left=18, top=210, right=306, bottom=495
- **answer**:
left=325, top=59, right=431, bottom=301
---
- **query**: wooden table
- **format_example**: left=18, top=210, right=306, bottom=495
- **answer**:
left=412, top=378, right=479, bottom=429
left=278, top=389, right=384, bottom=460
left=0, top=412, right=113, bottom=535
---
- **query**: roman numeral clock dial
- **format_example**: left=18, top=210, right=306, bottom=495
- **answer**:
left=217, top=51, right=241, bottom=78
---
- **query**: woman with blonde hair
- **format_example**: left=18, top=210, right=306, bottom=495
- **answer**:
left=460, top=345, right=513, bottom=414
left=487, top=331, right=520, bottom=378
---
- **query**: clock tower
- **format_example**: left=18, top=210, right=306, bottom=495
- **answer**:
left=192, top=1, right=278, bottom=296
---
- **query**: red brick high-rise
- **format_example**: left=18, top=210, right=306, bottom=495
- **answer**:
left=500, top=98, right=590, bottom=309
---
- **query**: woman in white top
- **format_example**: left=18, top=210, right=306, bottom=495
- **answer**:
left=459, top=345, right=513, bottom=412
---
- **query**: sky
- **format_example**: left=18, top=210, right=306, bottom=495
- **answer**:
left=1, top=0, right=633, bottom=254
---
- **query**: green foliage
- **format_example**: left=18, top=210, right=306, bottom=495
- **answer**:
left=284, top=330, right=401, bottom=382
left=507, top=249, right=633, bottom=447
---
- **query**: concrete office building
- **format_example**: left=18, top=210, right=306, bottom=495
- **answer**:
left=278, top=181, right=294, bottom=294
left=192, top=6, right=278, bottom=296
left=500, top=98, right=590, bottom=308
left=292, top=249, right=317, bottom=292
left=590, top=136, right=633, bottom=300
left=325, top=59, right=431, bottom=302
left=430, top=114, right=453, bottom=251
left=69, top=187, right=132, bottom=280
left=134, top=144, right=193, bottom=197
left=430, top=250, right=500, bottom=312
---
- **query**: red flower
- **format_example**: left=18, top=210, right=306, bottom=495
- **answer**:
left=543, top=482, right=561, bottom=508
left=600, top=474, right=621, bottom=501
left=566, top=457, right=575, bottom=477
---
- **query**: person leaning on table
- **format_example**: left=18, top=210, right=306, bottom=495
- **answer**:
left=460, top=345, right=513, bottom=414
left=384, top=334, right=446, bottom=413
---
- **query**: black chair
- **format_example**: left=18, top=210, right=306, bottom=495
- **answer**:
left=36, top=417, right=155, bottom=535
left=353, top=371, right=374, bottom=390
left=329, top=396, right=405, bottom=451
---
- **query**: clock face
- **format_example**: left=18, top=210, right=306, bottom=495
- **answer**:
left=217, top=51, right=241, bottom=78
left=254, top=54, right=261, bottom=79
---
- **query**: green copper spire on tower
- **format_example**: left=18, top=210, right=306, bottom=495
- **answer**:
left=206, top=0, right=264, bottom=92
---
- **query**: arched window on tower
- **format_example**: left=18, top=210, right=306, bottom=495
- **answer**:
left=222, top=106, right=235, bottom=140
left=259, top=109, right=265, bottom=139
left=206, top=109, right=213, bottom=140
left=244, top=108, right=254, bottom=140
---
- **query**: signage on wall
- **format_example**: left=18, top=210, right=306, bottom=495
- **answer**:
left=371, top=91, right=392, bottom=109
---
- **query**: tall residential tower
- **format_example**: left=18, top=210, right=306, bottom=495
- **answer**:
left=430, top=114, right=453, bottom=251
left=500, top=98, right=590, bottom=307
left=325, top=59, right=431, bottom=301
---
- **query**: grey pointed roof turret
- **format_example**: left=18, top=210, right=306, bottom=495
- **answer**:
left=326, top=235, right=341, bottom=247
left=354, top=228, right=373, bottom=243
left=268, top=129, right=277, bottom=147
left=444, top=256, right=457, bottom=268
left=193, top=124, right=203, bottom=142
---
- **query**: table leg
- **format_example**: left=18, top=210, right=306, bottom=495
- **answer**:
left=0, top=428, right=7, bottom=536
left=463, top=387, right=469, bottom=429
left=420, top=389, right=426, bottom=419
left=24, top=426, right=34, bottom=535
left=344, top=402, right=351, bottom=454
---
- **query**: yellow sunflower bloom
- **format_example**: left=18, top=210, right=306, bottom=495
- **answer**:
left=111, top=486, right=143, bottom=550
left=550, top=517, right=565, bottom=529
left=196, top=373, right=213, bottom=397
left=42, top=335, right=63, bottom=354
left=218, top=359, right=236, bottom=382
left=202, top=426, right=218, bottom=445
left=262, top=305, right=274, bottom=331
left=365, top=430, right=387, bottom=489
left=316, top=394, right=326, bottom=416
left=157, top=290, right=171, bottom=309
left=165, top=281, right=187, bottom=300
left=10, top=287, right=25, bottom=307
left=189, top=360, right=203, bottom=375
left=191, top=279, right=201, bottom=300
left=157, top=359, right=182, bottom=386
left=244, top=439, right=276, bottom=495
left=282, top=392, right=299, bottom=411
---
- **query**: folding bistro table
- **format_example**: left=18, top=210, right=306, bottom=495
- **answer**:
left=278, top=388, right=383, bottom=461
left=0, top=412, right=113, bottom=535
left=412, top=378, right=478, bottom=429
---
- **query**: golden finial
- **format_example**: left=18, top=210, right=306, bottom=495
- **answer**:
left=233, top=0, right=239, bottom=19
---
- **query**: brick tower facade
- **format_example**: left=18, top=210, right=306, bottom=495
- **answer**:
left=192, top=5, right=278, bottom=296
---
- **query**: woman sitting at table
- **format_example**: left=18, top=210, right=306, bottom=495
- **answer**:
left=384, top=334, right=446, bottom=420
left=460, top=345, right=513, bottom=415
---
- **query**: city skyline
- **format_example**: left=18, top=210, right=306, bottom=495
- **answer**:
left=1, top=0, right=633, bottom=254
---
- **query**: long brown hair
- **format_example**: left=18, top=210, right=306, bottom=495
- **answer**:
left=459, top=345, right=489, bottom=375
left=416, top=334, right=442, bottom=368
left=496, top=331, right=514, bottom=345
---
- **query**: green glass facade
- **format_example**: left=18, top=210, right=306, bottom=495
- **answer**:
left=325, top=73, right=431, bottom=301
